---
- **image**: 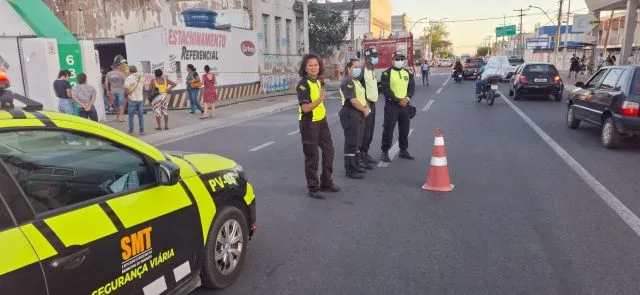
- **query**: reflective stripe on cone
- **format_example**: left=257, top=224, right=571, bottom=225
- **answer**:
left=422, top=128, right=454, bottom=192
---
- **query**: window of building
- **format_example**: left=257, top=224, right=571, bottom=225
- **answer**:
left=286, top=19, right=292, bottom=55
left=263, top=14, right=269, bottom=54
left=275, top=17, right=282, bottom=54
left=0, top=130, right=156, bottom=214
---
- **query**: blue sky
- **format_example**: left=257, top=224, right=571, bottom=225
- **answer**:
left=392, top=0, right=588, bottom=55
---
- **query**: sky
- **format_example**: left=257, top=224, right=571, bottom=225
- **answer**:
left=391, top=0, right=589, bottom=55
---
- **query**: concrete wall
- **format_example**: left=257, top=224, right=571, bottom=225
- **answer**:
left=0, top=0, right=36, bottom=36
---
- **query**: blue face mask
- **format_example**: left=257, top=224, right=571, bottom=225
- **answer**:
left=352, top=68, right=362, bottom=77
left=371, top=57, right=379, bottom=65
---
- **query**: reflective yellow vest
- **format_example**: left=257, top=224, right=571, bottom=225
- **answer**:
left=390, top=68, right=410, bottom=99
left=298, top=78, right=326, bottom=122
left=339, top=79, right=366, bottom=107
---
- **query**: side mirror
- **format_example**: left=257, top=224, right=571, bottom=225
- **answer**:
left=575, top=82, right=585, bottom=88
left=155, top=160, right=180, bottom=186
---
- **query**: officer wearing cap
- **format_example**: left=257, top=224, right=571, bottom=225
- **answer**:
left=357, top=47, right=379, bottom=166
left=380, top=51, right=416, bottom=162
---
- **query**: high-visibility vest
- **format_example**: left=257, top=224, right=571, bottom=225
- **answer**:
left=339, top=78, right=366, bottom=108
left=390, top=68, right=410, bottom=99
left=298, top=77, right=326, bottom=122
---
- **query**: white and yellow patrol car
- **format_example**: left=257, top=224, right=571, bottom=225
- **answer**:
left=0, top=71, right=256, bottom=295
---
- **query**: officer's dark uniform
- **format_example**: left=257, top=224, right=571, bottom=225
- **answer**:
left=358, top=48, right=379, bottom=165
left=296, top=76, right=338, bottom=199
left=380, top=51, right=416, bottom=162
left=339, top=75, right=368, bottom=179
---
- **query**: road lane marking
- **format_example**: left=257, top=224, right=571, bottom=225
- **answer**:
left=287, top=130, right=300, bottom=135
left=378, top=128, right=414, bottom=167
left=249, top=141, right=275, bottom=152
left=436, top=88, right=443, bottom=94
left=422, top=100, right=434, bottom=112
left=442, top=76, right=451, bottom=87
left=331, top=112, right=339, bottom=118
left=498, top=90, right=640, bottom=237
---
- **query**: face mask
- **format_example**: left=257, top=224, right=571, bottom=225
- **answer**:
left=394, top=60, right=405, bottom=68
left=352, top=68, right=362, bottom=77
left=371, top=57, right=379, bottom=65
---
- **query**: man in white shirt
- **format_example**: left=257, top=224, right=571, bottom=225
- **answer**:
left=124, top=66, right=145, bottom=135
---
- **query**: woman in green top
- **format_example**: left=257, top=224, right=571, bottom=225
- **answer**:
left=339, top=58, right=372, bottom=179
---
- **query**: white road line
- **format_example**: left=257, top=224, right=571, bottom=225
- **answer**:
left=249, top=141, right=275, bottom=152
left=442, top=76, right=451, bottom=87
left=422, top=100, right=434, bottom=112
left=331, top=112, right=339, bottom=117
left=436, top=88, right=443, bottom=94
left=498, top=90, right=640, bottom=238
left=378, top=128, right=414, bottom=167
left=287, top=130, right=300, bottom=135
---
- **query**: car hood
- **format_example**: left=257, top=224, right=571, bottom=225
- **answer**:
left=163, top=150, right=237, bottom=174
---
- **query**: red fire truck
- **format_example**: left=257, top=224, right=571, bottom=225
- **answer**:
left=361, top=32, right=415, bottom=83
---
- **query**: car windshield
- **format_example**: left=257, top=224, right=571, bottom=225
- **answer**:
left=632, top=69, right=640, bottom=94
left=509, top=58, right=524, bottom=65
left=523, top=64, right=558, bottom=74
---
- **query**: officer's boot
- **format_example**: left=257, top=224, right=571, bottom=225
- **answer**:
left=354, top=155, right=367, bottom=173
left=345, top=156, right=364, bottom=179
left=380, top=150, right=391, bottom=163
left=363, top=152, right=377, bottom=164
left=358, top=152, right=374, bottom=170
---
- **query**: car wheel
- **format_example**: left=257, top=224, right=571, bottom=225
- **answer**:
left=513, top=90, right=521, bottom=101
left=555, top=92, right=562, bottom=101
left=508, top=88, right=514, bottom=96
left=601, top=117, right=621, bottom=149
left=201, top=206, right=249, bottom=289
left=567, top=105, right=580, bottom=129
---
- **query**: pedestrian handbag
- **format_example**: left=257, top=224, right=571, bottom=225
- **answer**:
left=408, top=104, right=417, bottom=119
left=190, top=73, right=202, bottom=88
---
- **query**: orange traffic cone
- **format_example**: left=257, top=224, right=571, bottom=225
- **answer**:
left=422, top=128, right=454, bottom=192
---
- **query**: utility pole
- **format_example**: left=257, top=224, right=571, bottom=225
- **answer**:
left=350, top=0, right=356, bottom=48
left=555, top=0, right=564, bottom=67
left=563, top=0, right=571, bottom=67
left=514, top=8, right=529, bottom=57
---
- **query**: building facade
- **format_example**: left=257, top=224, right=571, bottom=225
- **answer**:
left=392, top=14, right=410, bottom=32
left=320, top=0, right=391, bottom=40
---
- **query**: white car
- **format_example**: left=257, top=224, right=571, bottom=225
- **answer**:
left=439, top=59, right=453, bottom=67
left=483, top=56, right=516, bottom=80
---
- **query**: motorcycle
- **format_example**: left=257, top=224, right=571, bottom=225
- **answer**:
left=476, top=76, right=500, bottom=106
left=452, top=69, right=463, bottom=83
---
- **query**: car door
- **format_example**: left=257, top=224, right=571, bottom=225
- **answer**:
left=0, top=162, right=48, bottom=295
left=592, top=68, right=625, bottom=121
left=0, top=128, right=202, bottom=295
left=572, top=68, right=609, bottom=123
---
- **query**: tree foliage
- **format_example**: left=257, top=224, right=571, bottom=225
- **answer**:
left=424, top=21, right=450, bottom=57
left=308, top=1, right=349, bottom=58
left=477, top=47, right=490, bottom=57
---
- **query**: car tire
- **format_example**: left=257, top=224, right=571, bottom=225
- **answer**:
left=567, top=105, right=580, bottom=129
left=201, top=206, right=249, bottom=289
left=601, top=117, right=621, bottom=149
left=508, top=88, right=514, bottom=96
left=555, top=92, right=562, bottom=101
left=513, top=90, right=521, bottom=101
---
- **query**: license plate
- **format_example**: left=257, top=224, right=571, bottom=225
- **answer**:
left=491, top=85, right=498, bottom=90
left=534, top=78, right=547, bottom=83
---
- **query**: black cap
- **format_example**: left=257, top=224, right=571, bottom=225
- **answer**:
left=392, top=51, right=406, bottom=60
left=364, top=48, right=377, bottom=58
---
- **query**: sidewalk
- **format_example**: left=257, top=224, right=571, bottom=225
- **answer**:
left=559, top=70, right=592, bottom=91
left=104, top=82, right=342, bottom=146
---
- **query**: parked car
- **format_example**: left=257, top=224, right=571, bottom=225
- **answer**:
left=463, top=58, right=484, bottom=79
left=567, top=65, right=640, bottom=148
left=509, top=63, right=563, bottom=101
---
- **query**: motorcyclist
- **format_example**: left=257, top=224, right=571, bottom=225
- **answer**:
left=453, top=59, right=463, bottom=78
left=475, top=62, right=501, bottom=98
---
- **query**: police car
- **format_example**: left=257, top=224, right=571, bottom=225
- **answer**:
left=0, top=69, right=256, bottom=295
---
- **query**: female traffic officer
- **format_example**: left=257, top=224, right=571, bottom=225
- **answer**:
left=339, top=59, right=372, bottom=179
left=296, top=54, right=340, bottom=200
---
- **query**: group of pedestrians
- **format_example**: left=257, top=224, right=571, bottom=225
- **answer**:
left=55, top=55, right=219, bottom=135
left=295, top=49, right=416, bottom=199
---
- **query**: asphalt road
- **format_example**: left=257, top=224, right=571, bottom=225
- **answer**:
left=160, top=70, right=640, bottom=294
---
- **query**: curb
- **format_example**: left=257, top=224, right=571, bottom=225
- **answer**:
left=141, top=100, right=299, bottom=147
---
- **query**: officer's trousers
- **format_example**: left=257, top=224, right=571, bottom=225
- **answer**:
left=339, top=106, right=364, bottom=168
left=360, top=100, right=376, bottom=154
left=299, top=118, right=334, bottom=189
left=381, top=102, right=411, bottom=152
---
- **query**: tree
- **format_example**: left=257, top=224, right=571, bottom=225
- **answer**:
left=477, top=47, right=490, bottom=57
left=308, top=1, right=349, bottom=58
left=424, top=21, right=450, bottom=59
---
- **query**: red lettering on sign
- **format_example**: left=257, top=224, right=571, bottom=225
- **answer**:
left=241, top=41, right=256, bottom=56
left=166, top=28, right=227, bottom=48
